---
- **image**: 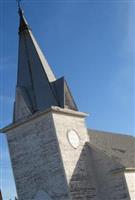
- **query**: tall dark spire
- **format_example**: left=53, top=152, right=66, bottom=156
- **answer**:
left=14, top=4, right=77, bottom=122
left=19, top=8, right=30, bottom=33
left=16, top=0, right=30, bottom=33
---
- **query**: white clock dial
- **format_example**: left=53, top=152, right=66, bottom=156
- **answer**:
left=67, top=130, right=80, bottom=148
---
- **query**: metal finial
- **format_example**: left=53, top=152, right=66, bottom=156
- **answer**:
left=16, top=0, right=23, bottom=16
left=16, top=0, right=21, bottom=10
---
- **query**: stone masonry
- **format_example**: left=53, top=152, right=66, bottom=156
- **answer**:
left=6, top=109, right=71, bottom=200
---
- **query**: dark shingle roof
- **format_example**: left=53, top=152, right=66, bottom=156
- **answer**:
left=88, top=129, right=135, bottom=168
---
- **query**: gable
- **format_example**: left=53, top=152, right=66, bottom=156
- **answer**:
left=51, top=77, right=78, bottom=111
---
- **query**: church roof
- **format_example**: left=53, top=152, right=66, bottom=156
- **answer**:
left=88, top=129, right=135, bottom=168
left=16, top=7, right=57, bottom=113
left=14, top=7, right=77, bottom=121
left=18, top=7, right=56, bottom=82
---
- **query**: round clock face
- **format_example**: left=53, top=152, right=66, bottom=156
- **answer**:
left=67, top=130, right=80, bottom=149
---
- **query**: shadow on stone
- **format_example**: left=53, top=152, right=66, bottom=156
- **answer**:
left=69, top=142, right=131, bottom=200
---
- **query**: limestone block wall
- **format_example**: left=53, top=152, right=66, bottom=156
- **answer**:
left=6, top=108, right=133, bottom=200
left=90, top=146, right=131, bottom=200
left=52, top=111, right=98, bottom=200
left=7, top=111, right=71, bottom=200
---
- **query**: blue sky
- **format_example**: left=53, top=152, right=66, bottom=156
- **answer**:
left=0, top=0, right=134, bottom=199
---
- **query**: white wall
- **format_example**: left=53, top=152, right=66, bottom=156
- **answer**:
left=125, top=172, right=135, bottom=200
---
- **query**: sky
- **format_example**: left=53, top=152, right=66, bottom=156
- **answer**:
left=0, top=0, right=135, bottom=199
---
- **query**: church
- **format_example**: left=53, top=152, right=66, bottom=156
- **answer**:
left=1, top=4, right=135, bottom=200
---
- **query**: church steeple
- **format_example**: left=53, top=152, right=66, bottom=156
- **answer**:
left=14, top=5, right=77, bottom=122
left=1, top=5, right=89, bottom=200
left=16, top=0, right=30, bottom=33
left=18, top=7, right=30, bottom=33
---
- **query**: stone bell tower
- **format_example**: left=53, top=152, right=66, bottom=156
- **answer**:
left=2, top=6, right=93, bottom=200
